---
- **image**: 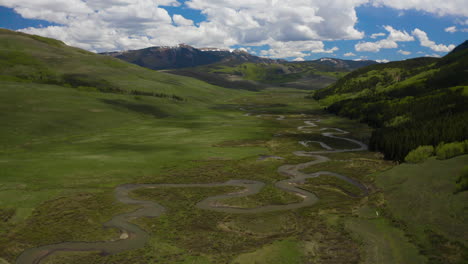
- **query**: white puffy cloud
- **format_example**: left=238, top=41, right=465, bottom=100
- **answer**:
left=398, top=49, right=411, bottom=55
left=1, top=0, right=466, bottom=57
left=259, top=40, right=338, bottom=59
left=444, top=26, right=457, bottom=33
left=322, top=46, right=339, bottom=53
left=344, top=52, right=356, bottom=56
left=372, top=0, right=468, bottom=17
left=355, top=25, right=413, bottom=52
left=376, top=59, right=390, bottom=63
left=355, top=42, right=380, bottom=52
left=425, top=53, right=442, bottom=58
left=185, top=0, right=368, bottom=46
left=0, top=0, right=92, bottom=24
left=412, top=28, right=455, bottom=52
left=0, top=0, right=368, bottom=54
left=1, top=0, right=189, bottom=51
left=173, top=14, right=194, bottom=26
left=384, top=25, right=414, bottom=42
left=370, top=32, right=386, bottom=39
left=293, top=57, right=305, bottom=62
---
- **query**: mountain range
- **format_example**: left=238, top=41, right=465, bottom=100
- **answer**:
left=101, top=44, right=378, bottom=91
left=101, top=44, right=277, bottom=70
left=102, top=44, right=377, bottom=72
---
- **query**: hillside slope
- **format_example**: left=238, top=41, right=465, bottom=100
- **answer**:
left=0, top=29, right=286, bottom=263
left=0, top=29, right=266, bottom=227
left=0, top=29, right=243, bottom=101
left=0, top=28, right=246, bottom=148
left=313, top=40, right=468, bottom=160
left=167, top=58, right=377, bottom=91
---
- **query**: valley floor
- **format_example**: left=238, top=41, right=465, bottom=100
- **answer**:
left=0, top=88, right=466, bottom=264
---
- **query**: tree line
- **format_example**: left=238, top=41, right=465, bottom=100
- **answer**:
left=315, top=45, right=468, bottom=161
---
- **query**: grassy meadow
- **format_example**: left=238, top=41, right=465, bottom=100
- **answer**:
left=1, top=29, right=467, bottom=264
left=0, top=80, right=384, bottom=263
left=375, top=155, right=468, bottom=264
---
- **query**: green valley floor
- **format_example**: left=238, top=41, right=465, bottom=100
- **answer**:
left=0, top=87, right=466, bottom=264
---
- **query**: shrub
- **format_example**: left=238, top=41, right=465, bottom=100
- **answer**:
left=455, top=166, right=468, bottom=193
left=436, top=140, right=468, bottom=160
left=384, top=115, right=410, bottom=127
left=404, top=145, right=435, bottom=163
left=0, top=208, right=15, bottom=222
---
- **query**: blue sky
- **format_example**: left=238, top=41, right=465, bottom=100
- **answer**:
left=0, top=0, right=466, bottom=61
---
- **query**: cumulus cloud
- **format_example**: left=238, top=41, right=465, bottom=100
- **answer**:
left=173, top=14, right=194, bottom=26
left=321, top=46, right=339, bottom=53
left=236, top=47, right=249, bottom=52
left=355, top=25, right=413, bottom=52
left=0, top=0, right=368, bottom=54
left=293, top=57, right=305, bottom=62
left=1, top=0, right=189, bottom=51
left=384, top=25, right=414, bottom=42
left=0, top=0, right=466, bottom=57
left=444, top=26, right=457, bottom=33
left=186, top=0, right=367, bottom=42
left=260, top=41, right=338, bottom=59
left=372, top=0, right=468, bottom=17
left=370, top=32, right=386, bottom=39
left=355, top=42, right=383, bottom=52
left=344, top=52, right=356, bottom=56
left=398, top=49, right=411, bottom=55
left=0, top=0, right=92, bottom=24
left=412, top=28, right=455, bottom=52
left=376, top=59, right=390, bottom=63
left=425, top=53, right=442, bottom=58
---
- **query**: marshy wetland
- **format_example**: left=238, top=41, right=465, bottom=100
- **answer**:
left=1, top=89, right=467, bottom=264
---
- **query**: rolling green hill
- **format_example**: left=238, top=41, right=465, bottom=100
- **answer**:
left=0, top=28, right=262, bottom=216
left=167, top=58, right=375, bottom=91
left=1, top=29, right=366, bottom=263
left=0, top=29, right=243, bottom=102
left=313, top=40, right=468, bottom=160
left=0, top=28, right=255, bottom=147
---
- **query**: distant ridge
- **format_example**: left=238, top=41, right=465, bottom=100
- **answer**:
left=299, top=57, right=378, bottom=71
left=101, top=44, right=378, bottom=91
left=101, top=45, right=379, bottom=72
left=101, top=44, right=278, bottom=70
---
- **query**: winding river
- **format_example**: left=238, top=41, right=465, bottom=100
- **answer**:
left=16, top=115, right=368, bottom=264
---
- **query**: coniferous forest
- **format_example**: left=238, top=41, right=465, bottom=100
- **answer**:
left=314, top=41, right=468, bottom=161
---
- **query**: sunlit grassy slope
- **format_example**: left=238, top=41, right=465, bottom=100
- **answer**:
left=2, top=29, right=466, bottom=264
left=168, top=61, right=347, bottom=91
left=375, top=155, right=468, bottom=263
left=0, top=29, right=267, bottom=221
left=0, top=29, right=241, bottom=100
